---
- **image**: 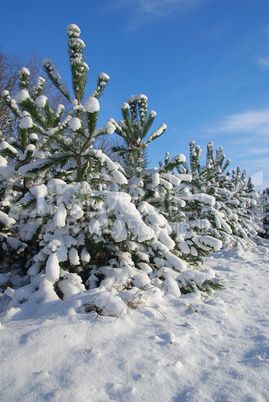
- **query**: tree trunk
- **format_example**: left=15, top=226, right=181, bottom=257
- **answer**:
left=77, top=154, right=82, bottom=182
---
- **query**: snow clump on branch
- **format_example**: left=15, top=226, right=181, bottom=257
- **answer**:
left=84, top=96, right=100, bottom=113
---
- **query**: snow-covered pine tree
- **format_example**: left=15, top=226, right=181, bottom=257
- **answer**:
left=225, top=167, right=260, bottom=245
left=177, top=141, right=260, bottom=250
left=259, top=188, right=269, bottom=238
left=155, top=151, right=222, bottom=264
left=0, top=23, right=126, bottom=279
left=110, top=101, right=221, bottom=290
left=111, top=95, right=166, bottom=189
left=0, top=25, right=225, bottom=317
left=0, top=68, right=53, bottom=272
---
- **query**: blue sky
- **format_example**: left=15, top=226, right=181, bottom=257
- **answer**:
left=1, top=0, right=269, bottom=188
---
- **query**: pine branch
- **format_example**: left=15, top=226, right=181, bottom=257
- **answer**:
left=42, top=58, right=72, bottom=102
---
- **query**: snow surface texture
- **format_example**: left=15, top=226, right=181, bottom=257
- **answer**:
left=1, top=240, right=269, bottom=401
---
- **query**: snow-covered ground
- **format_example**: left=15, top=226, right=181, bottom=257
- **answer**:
left=1, top=240, right=269, bottom=401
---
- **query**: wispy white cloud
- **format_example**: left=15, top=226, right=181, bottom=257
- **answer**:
left=257, top=26, right=269, bottom=70
left=243, top=147, right=269, bottom=157
left=112, top=0, right=204, bottom=16
left=207, top=108, right=269, bottom=135
left=202, top=108, right=269, bottom=188
left=108, top=0, right=208, bottom=31
left=250, top=157, right=269, bottom=167
left=204, top=22, right=231, bottom=38
left=258, top=57, right=269, bottom=69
